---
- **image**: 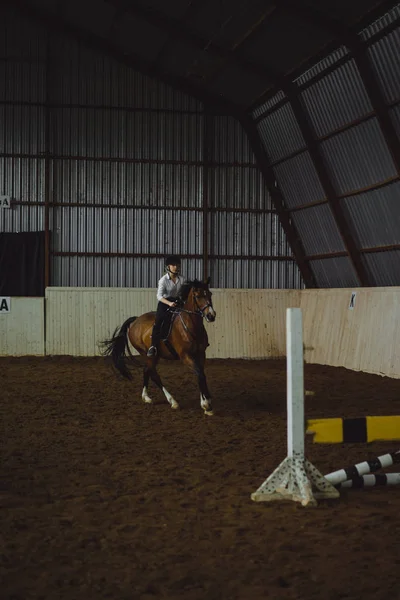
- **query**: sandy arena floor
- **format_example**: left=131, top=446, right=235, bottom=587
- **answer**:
left=1, top=356, right=400, bottom=600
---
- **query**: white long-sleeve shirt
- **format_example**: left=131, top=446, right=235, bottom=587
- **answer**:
left=156, top=273, right=185, bottom=302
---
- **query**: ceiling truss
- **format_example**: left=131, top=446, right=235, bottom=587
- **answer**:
left=6, top=0, right=400, bottom=288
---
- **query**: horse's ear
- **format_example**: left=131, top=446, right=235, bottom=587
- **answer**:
left=205, top=276, right=211, bottom=285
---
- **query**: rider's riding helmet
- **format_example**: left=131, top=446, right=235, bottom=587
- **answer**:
left=165, top=255, right=181, bottom=274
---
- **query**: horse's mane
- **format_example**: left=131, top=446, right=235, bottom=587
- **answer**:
left=179, top=279, right=209, bottom=301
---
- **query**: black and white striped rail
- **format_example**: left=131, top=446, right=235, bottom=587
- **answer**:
left=336, top=473, right=400, bottom=489
left=324, top=450, right=400, bottom=486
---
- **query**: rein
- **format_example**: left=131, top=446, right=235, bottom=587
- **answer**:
left=168, top=296, right=212, bottom=319
left=172, top=307, right=203, bottom=317
left=165, top=308, right=201, bottom=340
left=167, top=295, right=212, bottom=339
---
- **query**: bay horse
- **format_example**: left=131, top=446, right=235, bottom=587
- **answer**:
left=101, top=279, right=216, bottom=415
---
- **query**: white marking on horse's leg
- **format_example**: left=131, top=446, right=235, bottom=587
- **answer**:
left=200, top=393, right=213, bottom=416
left=142, top=386, right=153, bottom=404
left=162, top=386, right=179, bottom=410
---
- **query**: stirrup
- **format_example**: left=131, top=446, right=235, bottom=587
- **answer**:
left=147, top=346, right=157, bottom=357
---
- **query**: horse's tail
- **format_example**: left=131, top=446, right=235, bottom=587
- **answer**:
left=100, top=317, right=138, bottom=380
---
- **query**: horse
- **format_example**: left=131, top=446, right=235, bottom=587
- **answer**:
left=101, top=279, right=216, bottom=416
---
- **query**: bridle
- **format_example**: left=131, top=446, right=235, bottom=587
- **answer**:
left=191, top=291, right=214, bottom=318
left=167, top=289, right=214, bottom=340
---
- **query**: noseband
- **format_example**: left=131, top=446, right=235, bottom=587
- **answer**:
left=193, top=294, right=213, bottom=317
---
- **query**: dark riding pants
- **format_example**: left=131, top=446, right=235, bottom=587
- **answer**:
left=151, top=298, right=175, bottom=347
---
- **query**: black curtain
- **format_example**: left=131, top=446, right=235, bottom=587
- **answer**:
left=0, top=231, right=45, bottom=296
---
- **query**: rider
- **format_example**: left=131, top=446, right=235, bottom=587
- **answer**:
left=147, top=255, right=186, bottom=357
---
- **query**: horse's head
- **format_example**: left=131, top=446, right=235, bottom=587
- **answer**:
left=180, top=278, right=216, bottom=323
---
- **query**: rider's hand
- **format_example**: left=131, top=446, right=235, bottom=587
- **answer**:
left=170, top=301, right=176, bottom=307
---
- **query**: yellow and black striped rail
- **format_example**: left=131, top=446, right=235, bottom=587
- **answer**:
left=306, top=416, right=400, bottom=443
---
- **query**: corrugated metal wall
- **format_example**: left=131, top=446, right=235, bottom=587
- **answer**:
left=0, top=4, right=302, bottom=291
left=208, top=115, right=299, bottom=288
left=48, top=31, right=205, bottom=288
left=0, top=8, right=46, bottom=234
left=253, top=5, right=400, bottom=287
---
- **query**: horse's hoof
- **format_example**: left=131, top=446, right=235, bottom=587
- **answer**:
left=142, top=397, right=153, bottom=404
left=204, top=410, right=214, bottom=416
left=171, top=402, right=179, bottom=410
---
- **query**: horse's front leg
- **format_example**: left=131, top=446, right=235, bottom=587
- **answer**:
left=146, top=358, right=179, bottom=410
left=182, top=354, right=213, bottom=416
left=141, top=365, right=153, bottom=404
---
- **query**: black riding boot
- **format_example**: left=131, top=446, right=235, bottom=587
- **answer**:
left=147, top=326, right=161, bottom=357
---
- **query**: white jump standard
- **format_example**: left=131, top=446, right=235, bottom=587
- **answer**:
left=251, top=308, right=340, bottom=507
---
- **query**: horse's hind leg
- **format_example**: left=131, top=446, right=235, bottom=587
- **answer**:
left=146, top=359, right=179, bottom=410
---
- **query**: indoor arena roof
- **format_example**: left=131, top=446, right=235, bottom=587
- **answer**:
left=10, top=0, right=399, bottom=114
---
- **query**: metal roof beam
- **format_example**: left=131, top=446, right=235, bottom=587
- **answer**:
left=9, top=0, right=242, bottom=116
left=284, top=84, right=372, bottom=286
left=200, top=5, right=277, bottom=85
left=153, top=0, right=202, bottom=68
left=104, top=0, right=281, bottom=88
left=280, top=0, right=399, bottom=40
left=278, top=0, right=353, bottom=46
left=351, top=49, right=400, bottom=178
left=280, top=1, right=400, bottom=176
left=250, top=0, right=400, bottom=114
left=239, top=114, right=317, bottom=288
left=249, top=39, right=340, bottom=114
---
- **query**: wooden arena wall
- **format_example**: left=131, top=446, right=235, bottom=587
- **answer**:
left=2, top=287, right=400, bottom=379
left=300, top=288, right=400, bottom=380
left=44, top=288, right=301, bottom=359
left=0, top=297, right=44, bottom=356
